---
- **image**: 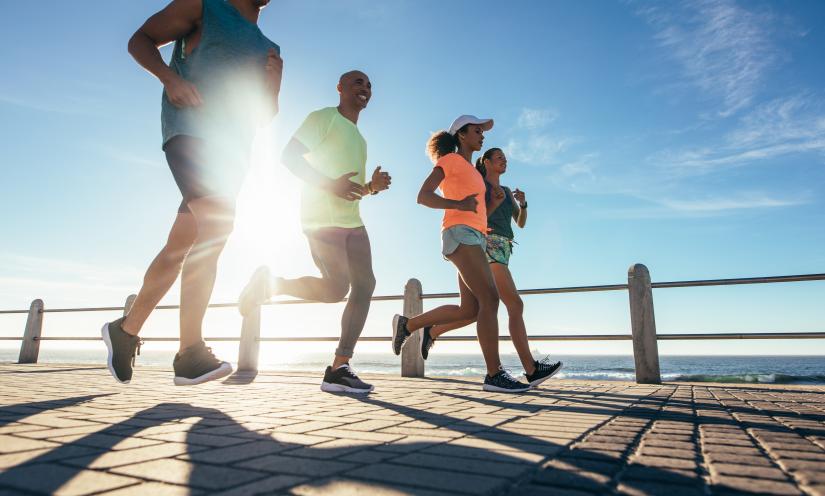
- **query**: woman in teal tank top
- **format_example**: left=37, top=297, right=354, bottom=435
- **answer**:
left=423, top=148, right=565, bottom=387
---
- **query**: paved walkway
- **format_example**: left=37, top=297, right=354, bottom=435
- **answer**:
left=0, top=364, right=824, bottom=495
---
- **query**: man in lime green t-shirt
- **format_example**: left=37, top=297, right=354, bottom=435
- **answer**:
left=239, top=70, right=391, bottom=393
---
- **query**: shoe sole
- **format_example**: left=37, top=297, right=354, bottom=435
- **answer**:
left=482, top=383, right=531, bottom=393
left=419, top=331, right=430, bottom=361
left=101, top=323, right=129, bottom=384
left=321, top=381, right=374, bottom=394
left=529, top=362, right=565, bottom=387
left=173, top=362, right=233, bottom=386
left=391, top=314, right=403, bottom=356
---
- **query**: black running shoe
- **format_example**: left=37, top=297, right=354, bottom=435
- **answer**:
left=101, top=317, right=141, bottom=384
left=483, top=369, right=530, bottom=393
left=525, top=358, right=564, bottom=387
left=321, top=364, right=374, bottom=393
left=392, top=314, right=411, bottom=355
left=172, top=341, right=232, bottom=386
left=420, top=326, right=435, bottom=360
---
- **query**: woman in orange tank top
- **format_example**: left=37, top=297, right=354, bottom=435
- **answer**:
left=391, top=115, right=530, bottom=393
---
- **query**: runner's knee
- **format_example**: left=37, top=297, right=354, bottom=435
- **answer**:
left=319, top=279, right=350, bottom=303
left=504, top=295, right=524, bottom=315
left=351, top=273, right=376, bottom=297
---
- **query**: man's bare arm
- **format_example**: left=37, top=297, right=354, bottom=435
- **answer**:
left=128, top=0, right=203, bottom=107
left=282, top=138, right=364, bottom=201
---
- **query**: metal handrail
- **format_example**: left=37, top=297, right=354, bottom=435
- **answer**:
left=2, top=331, right=823, bottom=342
left=2, top=273, right=822, bottom=315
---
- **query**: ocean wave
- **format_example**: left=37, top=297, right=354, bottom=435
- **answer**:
left=670, top=373, right=825, bottom=384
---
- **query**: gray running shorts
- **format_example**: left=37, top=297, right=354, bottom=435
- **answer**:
left=441, top=225, right=486, bottom=259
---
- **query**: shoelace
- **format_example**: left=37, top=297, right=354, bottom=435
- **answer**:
left=497, top=368, right=519, bottom=383
left=132, top=339, right=145, bottom=367
left=338, top=364, right=360, bottom=379
left=536, top=356, right=554, bottom=370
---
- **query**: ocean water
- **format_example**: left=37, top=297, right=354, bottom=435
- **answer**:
left=2, top=343, right=824, bottom=384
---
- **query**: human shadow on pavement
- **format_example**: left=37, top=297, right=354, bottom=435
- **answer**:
left=0, top=386, right=724, bottom=495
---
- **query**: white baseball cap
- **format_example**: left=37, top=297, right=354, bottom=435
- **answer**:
left=448, top=115, right=494, bottom=135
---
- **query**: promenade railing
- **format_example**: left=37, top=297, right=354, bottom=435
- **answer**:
left=2, top=264, right=824, bottom=384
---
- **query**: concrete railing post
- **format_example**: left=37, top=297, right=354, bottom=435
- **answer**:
left=401, top=278, right=425, bottom=378
left=238, top=305, right=261, bottom=373
left=123, top=294, right=137, bottom=317
left=18, top=299, right=44, bottom=364
left=628, top=264, right=661, bottom=384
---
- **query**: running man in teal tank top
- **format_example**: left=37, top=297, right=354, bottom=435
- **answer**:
left=101, top=0, right=283, bottom=387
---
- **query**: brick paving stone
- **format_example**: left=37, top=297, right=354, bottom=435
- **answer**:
left=111, top=458, right=264, bottom=490
left=210, top=475, right=307, bottom=496
left=711, top=475, right=804, bottom=495
left=180, top=439, right=293, bottom=464
left=98, top=482, right=195, bottom=496
left=391, top=452, right=532, bottom=478
left=63, top=442, right=194, bottom=469
left=347, top=462, right=508, bottom=495
left=0, top=434, right=59, bottom=453
left=236, top=454, right=356, bottom=477
left=617, top=481, right=705, bottom=496
left=508, top=484, right=595, bottom=496
left=0, top=463, right=139, bottom=495
left=290, top=477, right=457, bottom=496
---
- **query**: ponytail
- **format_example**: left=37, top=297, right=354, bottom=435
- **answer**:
left=475, top=157, right=487, bottom=177
left=426, top=131, right=458, bottom=163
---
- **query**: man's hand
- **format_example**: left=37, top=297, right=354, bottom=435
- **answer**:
left=456, top=193, right=479, bottom=213
left=264, top=48, right=283, bottom=93
left=326, top=172, right=365, bottom=201
left=369, top=165, right=391, bottom=193
left=163, top=73, right=203, bottom=108
left=513, top=188, right=526, bottom=207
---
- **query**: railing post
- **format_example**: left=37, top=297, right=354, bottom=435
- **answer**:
left=18, top=299, right=44, bottom=364
left=628, top=264, right=661, bottom=384
left=123, top=294, right=137, bottom=317
left=401, top=278, right=425, bottom=378
left=238, top=305, right=261, bottom=373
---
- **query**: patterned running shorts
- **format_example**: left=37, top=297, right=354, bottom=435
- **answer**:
left=485, top=233, right=513, bottom=265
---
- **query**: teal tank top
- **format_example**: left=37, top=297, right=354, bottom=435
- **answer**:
left=486, top=183, right=515, bottom=239
left=161, top=0, right=280, bottom=149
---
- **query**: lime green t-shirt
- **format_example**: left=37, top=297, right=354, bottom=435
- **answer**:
left=293, top=107, right=367, bottom=231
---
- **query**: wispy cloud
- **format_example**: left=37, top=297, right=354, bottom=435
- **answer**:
left=636, top=0, right=780, bottom=117
left=516, top=108, right=558, bottom=130
left=659, top=193, right=808, bottom=212
left=505, top=135, right=573, bottom=166
left=654, top=95, right=825, bottom=173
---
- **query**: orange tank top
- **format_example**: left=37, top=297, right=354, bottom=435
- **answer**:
left=437, top=153, right=487, bottom=233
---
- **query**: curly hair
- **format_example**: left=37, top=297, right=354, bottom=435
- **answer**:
left=425, top=124, right=471, bottom=163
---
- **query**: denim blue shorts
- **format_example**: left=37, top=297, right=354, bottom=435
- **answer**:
left=441, top=225, right=486, bottom=259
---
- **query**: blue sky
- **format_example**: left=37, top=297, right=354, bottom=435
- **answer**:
left=1, top=0, right=824, bottom=356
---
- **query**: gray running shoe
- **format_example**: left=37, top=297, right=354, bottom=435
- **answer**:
left=420, top=326, right=435, bottom=360
left=483, top=369, right=530, bottom=393
left=392, top=314, right=410, bottom=355
left=101, top=317, right=141, bottom=384
left=321, top=364, right=374, bottom=393
left=238, top=265, right=271, bottom=317
left=172, top=341, right=232, bottom=386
